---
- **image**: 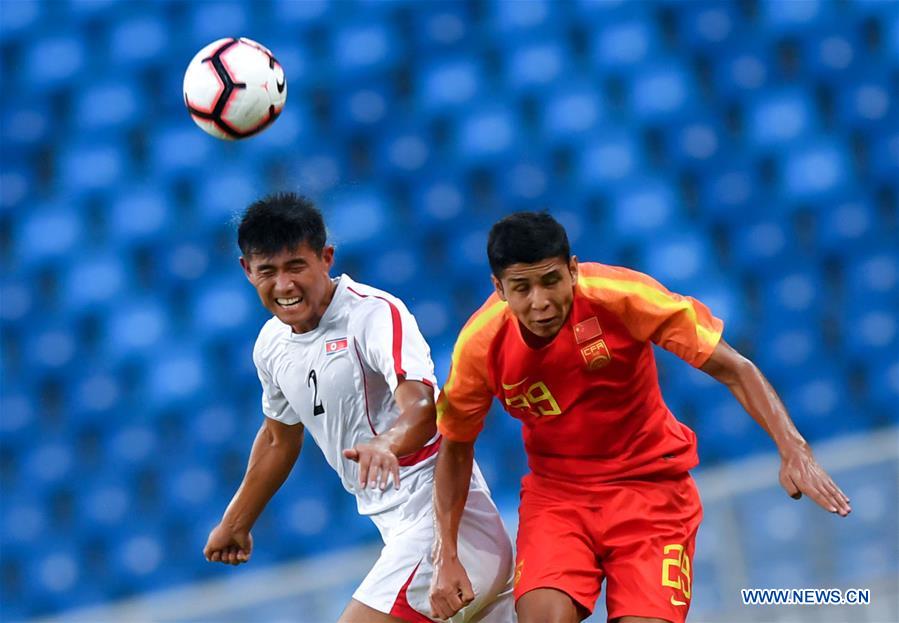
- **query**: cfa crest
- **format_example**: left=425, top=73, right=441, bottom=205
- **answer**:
left=580, top=339, right=612, bottom=370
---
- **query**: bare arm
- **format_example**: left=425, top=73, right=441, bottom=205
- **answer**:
left=343, top=379, right=438, bottom=489
left=204, top=417, right=304, bottom=564
left=701, top=339, right=851, bottom=516
left=429, top=438, right=477, bottom=619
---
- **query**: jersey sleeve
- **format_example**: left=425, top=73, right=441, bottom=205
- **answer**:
left=253, top=335, right=302, bottom=425
left=436, top=299, right=505, bottom=442
left=356, top=296, right=438, bottom=393
left=578, top=264, right=724, bottom=368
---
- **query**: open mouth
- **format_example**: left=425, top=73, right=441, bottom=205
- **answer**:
left=276, top=297, right=302, bottom=308
left=534, top=317, right=557, bottom=328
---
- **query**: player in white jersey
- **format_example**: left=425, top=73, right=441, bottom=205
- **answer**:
left=203, top=193, right=514, bottom=623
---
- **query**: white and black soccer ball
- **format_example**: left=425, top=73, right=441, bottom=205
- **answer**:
left=183, top=37, right=287, bottom=140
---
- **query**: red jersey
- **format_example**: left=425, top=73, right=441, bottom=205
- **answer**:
left=436, top=262, right=724, bottom=483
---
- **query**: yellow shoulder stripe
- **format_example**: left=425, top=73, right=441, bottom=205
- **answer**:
left=578, top=275, right=721, bottom=346
left=444, top=300, right=507, bottom=394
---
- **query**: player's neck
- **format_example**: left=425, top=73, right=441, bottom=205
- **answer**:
left=290, top=278, right=338, bottom=334
left=517, top=321, right=559, bottom=350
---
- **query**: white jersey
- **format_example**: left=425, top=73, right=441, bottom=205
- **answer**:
left=253, top=274, right=446, bottom=516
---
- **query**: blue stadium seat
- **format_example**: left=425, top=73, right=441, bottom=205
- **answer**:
left=698, top=159, right=765, bottom=226
left=417, top=57, right=485, bottom=115
left=108, top=187, right=175, bottom=244
left=576, top=127, right=644, bottom=192
left=370, top=246, right=424, bottom=291
left=609, top=176, right=679, bottom=244
left=816, top=196, right=879, bottom=258
left=324, top=190, right=392, bottom=254
left=23, top=321, right=80, bottom=377
left=676, top=1, right=740, bottom=51
left=590, top=19, right=660, bottom=75
left=801, top=26, right=863, bottom=80
left=108, top=14, right=168, bottom=69
left=712, top=41, right=774, bottom=98
left=15, top=202, right=86, bottom=269
left=188, top=2, right=250, bottom=47
left=0, top=165, right=34, bottom=214
left=783, top=366, right=864, bottom=438
left=758, top=0, right=832, bottom=35
left=453, top=104, right=522, bottom=167
left=104, top=298, right=170, bottom=363
left=189, top=276, right=259, bottom=340
left=331, top=22, right=401, bottom=80
left=730, top=218, right=797, bottom=276
left=75, top=79, right=143, bottom=135
left=0, top=385, right=36, bottom=447
left=0, top=0, right=42, bottom=43
left=642, top=232, right=718, bottom=293
left=498, top=157, right=553, bottom=207
left=778, top=139, right=851, bottom=203
left=24, top=34, right=86, bottom=92
left=539, top=83, right=605, bottom=146
left=410, top=173, right=469, bottom=234
left=746, top=88, right=818, bottom=152
left=836, top=72, right=894, bottom=132
left=149, top=124, right=215, bottom=176
left=196, top=166, right=262, bottom=228
left=334, top=83, right=392, bottom=131
left=627, top=61, right=698, bottom=124
left=755, top=322, right=826, bottom=385
left=62, top=253, right=129, bottom=316
left=59, top=142, right=128, bottom=196
left=504, top=39, right=570, bottom=93
left=143, top=344, right=209, bottom=409
left=845, top=249, right=899, bottom=308
left=411, top=2, right=472, bottom=51
left=868, top=359, right=899, bottom=419
left=271, top=0, right=331, bottom=27
left=0, top=102, right=53, bottom=155
left=487, top=0, right=558, bottom=36
left=662, top=115, right=727, bottom=171
left=376, top=126, right=433, bottom=177
left=844, top=304, right=898, bottom=365
left=867, top=130, right=899, bottom=183
left=760, top=267, right=826, bottom=325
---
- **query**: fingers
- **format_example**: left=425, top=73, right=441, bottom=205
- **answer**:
left=358, top=453, right=371, bottom=488
left=391, top=462, right=401, bottom=490
left=780, top=473, right=801, bottom=499
left=343, top=448, right=359, bottom=461
left=206, top=547, right=250, bottom=565
left=430, top=589, right=466, bottom=620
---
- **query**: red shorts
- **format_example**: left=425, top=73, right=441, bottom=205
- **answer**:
left=514, top=471, right=702, bottom=623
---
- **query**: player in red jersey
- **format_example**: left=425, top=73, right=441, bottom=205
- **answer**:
left=428, top=212, right=851, bottom=623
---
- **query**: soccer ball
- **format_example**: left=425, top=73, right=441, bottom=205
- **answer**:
left=183, top=37, right=287, bottom=140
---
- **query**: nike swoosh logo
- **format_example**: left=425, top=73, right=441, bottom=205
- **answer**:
left=670, top=596, right=687, bottom=606
left=502, top=378, right=528, bottom=390
left=276, top=79, right=285, bottom=93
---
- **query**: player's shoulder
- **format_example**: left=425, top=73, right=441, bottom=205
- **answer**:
left=577, top=261, right=664, bottom=301
left=253, top=316, right=289, bottom=362
left=340, top=274, right=409, bottom=318
left=454, top=291, right=510, bottom=360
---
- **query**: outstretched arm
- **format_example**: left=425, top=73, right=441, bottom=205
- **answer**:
left=343, top=379, right=438, bottom=490
left=700, top=339, right=851, bottom=516
left=429, top=438, right=477, bottom=619
left=204, top=417, right=304, bottom=564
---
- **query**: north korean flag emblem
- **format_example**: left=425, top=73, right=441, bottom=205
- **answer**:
left=325, top=337, right=348, bottom=355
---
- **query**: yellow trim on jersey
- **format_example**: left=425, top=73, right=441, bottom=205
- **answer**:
left=444, top=300, right=507, bottom=394
left=578, top=275, right=721, bottom=347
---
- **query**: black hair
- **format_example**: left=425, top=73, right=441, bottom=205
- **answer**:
left=237, top=192, right=327, bottom=257
left=487, top=211, right=570, bottom=277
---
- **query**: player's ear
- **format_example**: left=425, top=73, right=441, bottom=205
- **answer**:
left=320, top=245, right=335, bottom=269
left=239, top=256, right=254, bottom=282
left=491, top=274, right=506, bottom=301
left=569, top=255, right=578, bottom=284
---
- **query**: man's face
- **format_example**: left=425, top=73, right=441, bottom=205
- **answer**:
left=493, top=256, right=579, bottom=339
left=240, top=242, right=335, bottom=333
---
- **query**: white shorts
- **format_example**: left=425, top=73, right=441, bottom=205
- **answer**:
left=353, top=469, right=514, bottom=622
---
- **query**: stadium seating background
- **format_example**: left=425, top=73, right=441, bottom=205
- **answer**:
left=1, top=0, right=897, bottom=619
